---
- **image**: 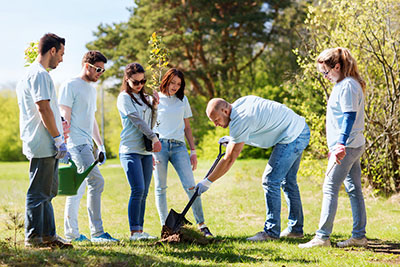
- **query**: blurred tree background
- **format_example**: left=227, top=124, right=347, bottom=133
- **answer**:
left=3, top=0, right=400, bottom=195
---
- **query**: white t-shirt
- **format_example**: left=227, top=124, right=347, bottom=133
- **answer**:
left=117, top=91, right=153, bottom=155
left=58, top=77, right=97, bottom=148
left=16, top=61, right=63, bottom=159
left=154, top=93, right=192, bottom=143
left=229, top=96, right=305, bottom=148
left=326, top=77, right=365, bottom=149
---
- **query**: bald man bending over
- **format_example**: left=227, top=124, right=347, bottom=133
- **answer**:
left=196, top=95, right=310, bottom=241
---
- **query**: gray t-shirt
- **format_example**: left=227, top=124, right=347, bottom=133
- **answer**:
left=16, top=61, right=63, bottom=159
left=229, top=95, right=305, bottom=148
left=58, top=77, right=97, bottom=148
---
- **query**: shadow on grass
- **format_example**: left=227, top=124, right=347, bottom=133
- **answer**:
left=0, top=241, right=192, bottom=267
left=366, top=238, right=400, bottom=255
left=145, top=235, right=317, bottom=265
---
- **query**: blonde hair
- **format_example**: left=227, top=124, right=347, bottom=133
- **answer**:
left=316, top=47, right=366, bottom=93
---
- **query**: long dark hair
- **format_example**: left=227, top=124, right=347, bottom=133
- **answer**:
left=159, top=68, right=185, bottom=101
left=121, top=63, right=152, bottom=109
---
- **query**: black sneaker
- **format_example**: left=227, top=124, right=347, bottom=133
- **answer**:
left=200, top=227, right=213, bottom=237
left=44, top=236, right=73, bottom=249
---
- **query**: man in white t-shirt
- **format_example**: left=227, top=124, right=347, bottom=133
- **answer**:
left=58, top=51, right=118, bottom=243
left=196, top=96, right=310, bottom=241
left=16, top=33, right=72, bottom=249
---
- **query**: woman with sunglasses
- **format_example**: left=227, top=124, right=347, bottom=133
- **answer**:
left=117, top=63, right=161, bottom=241
left=153, top=68, right=213, bottom=237
left=299, top=47, right=367, bottom=248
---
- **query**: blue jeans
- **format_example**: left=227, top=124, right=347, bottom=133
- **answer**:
left=120, top=153, right=153, bottom=231
left=64, top=144, right=105, bottom=240
left=262, top=124, right=310, bottom=238
left=316, top=145, right=366, bottom=240
left=25, top=157, right=59, bottom=244
left=153, top=139, right=205, bottom=225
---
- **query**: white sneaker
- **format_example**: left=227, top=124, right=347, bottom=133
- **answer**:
left=129, top=232, right=146, bottom=241
left=280, top=228, right=304, bottom=239
left=337, top=237, right=368, bottom=248
left=246, top=231, right=278, bottom=242
left=142, top=232, right=157, bottom=240
left=298, top=236, right=331, bottom=248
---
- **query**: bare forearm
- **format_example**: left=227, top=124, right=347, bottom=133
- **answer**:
left=206, top=156, right=236, bottom=182
left=37, top=101, right=60, bottom=137
left=93, top=120, right=103, bottom=147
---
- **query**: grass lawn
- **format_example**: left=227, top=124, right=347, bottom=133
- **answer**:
left=0, top=158, right=399, bottom=266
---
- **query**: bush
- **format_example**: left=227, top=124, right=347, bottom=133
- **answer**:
left=0, top=91, right=25, bottom=161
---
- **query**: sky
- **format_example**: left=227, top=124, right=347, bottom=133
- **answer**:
left=0, top=0, right=133, bottom=89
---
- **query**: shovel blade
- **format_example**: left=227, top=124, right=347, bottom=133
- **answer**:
left=165, top=208, right=192, bottom=232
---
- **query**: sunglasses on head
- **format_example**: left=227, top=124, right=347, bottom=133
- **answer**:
left=87, top=63, right=105, bottom=73
left=129, top=78, right=147, bottom=86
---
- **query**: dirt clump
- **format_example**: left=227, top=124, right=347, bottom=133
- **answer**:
left=155, top=225, right=211, bottom=245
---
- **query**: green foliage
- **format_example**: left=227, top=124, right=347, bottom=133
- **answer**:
left=147, top=32, right=169, bottom=92
left=294, top=0, right=400, bottom=194
left=24, top=41, right=38, bottom=67
left=96, top=91, right=122, bottom=159
left=87, top=1, right=307, bottom=154
left=0, top=91, right=25, bottom=161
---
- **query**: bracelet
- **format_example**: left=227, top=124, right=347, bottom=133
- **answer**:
left=190, top=149, right=196, bottom=155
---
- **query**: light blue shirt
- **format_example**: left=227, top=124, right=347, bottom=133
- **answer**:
left=326, top=77, right=365, bottom=150
left=229, top=96, right=305, bottom=148
left=155, top=93, right=192, bottom=143
left=58, top=77, right=97, bottom=148
left=16, top=61, right=63, bottom=159
left=117, top=91, right=153, bottom=155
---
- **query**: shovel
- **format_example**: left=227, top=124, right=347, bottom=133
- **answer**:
left=164, top=137, right=230, bottom=232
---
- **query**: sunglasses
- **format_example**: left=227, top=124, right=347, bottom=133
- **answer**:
left=87, top=63, right=105, bottom=73
left=321, top=68, right=332, bottom=77
left=129, top=78, right=147, bottom=86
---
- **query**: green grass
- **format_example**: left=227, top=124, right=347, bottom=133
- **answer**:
left=1, top=158, right=399, bottom=266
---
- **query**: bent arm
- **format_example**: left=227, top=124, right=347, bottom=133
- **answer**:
left=338, top=111, right=356, bottom=145
left=36, top=100, right=60, bottom=137
left=206, top=142, right=244, bottom=182
left=127, top=112, right=156, bottom=139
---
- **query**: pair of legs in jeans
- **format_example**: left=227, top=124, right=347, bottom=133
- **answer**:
left=316, top=145, right=367, bottom=240
left=154, top=139, right=205, bottom=225
left=25, top=157, right=59, bottom=245
left=64, top=144, right=105, bottom=240
left=262, top=124, right=310, bottom=238
left=120, top=153, right=153, bottom=232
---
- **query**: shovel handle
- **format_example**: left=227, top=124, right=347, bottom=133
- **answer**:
left=180, top=145, right=226, bottom=218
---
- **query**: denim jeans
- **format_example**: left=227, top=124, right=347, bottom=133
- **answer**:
left=120, top=153, right=153, bottom=231
left=64, top=144, right=105, bottom=240
left=153, top=139, right=205, bottom=225
left=316, top=145, right=366, bottom=240
left=25, top=157, right=59, bottom=244
left=262, top=123, right=310, bottom=238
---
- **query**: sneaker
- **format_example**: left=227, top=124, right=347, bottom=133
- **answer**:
left=129, top=232, right=153, bottom=241
left=44, top=235, right=73, bottom=249
left=72, top=234, right=90, bottom=242
left=247, top=231, right=278, bottom=242
left=280, top=228, right=304, bottom=239
left=298, top=236, right=331, bottom=248
left=337, top=237, right=368, bottom=248
left=199, top=226, right=213, bottom=237
left=141, top=232, right=157, bottom=240
left=91, top=232, right=119, bottom=243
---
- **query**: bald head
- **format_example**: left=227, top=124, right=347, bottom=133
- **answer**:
left=206, top=98, right=232, bottom=128
left=206, top=98, right=229, bottom=116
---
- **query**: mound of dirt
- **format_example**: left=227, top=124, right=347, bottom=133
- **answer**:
left=155, top=225, right=211, bottom=245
